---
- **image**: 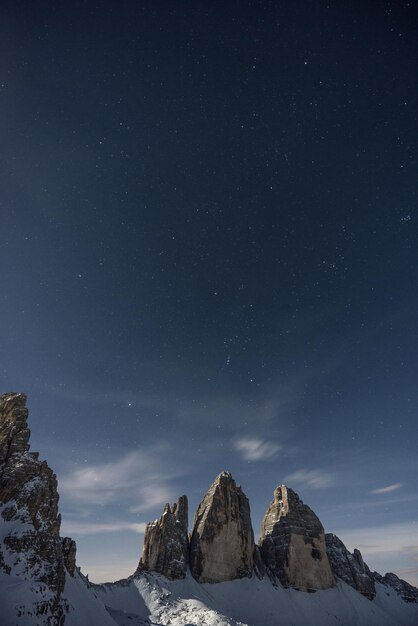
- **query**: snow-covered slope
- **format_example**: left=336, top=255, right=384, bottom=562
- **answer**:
left=2, top=567, right=418, bottom=626
left=84, top=571, right=418, bottom=626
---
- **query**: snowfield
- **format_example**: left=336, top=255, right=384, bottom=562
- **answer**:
left=65, top=570, right=418, bottom=626
left=2, top=567, right=418, bottom=625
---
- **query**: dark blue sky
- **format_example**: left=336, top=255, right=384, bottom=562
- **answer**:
left=1, top=1, right=417, bottom=583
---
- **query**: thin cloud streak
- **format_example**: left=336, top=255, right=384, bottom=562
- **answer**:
left=61, top=520, right=147, bottom=535
left=283, top=468, right=335, bottom=489
left=337, top=522, right=418, bottom=557
left=233, top=437, right=281, bottom=461
left=370, top=483, right=402, bottom=495
left=129, top=485, right=174, bottom=514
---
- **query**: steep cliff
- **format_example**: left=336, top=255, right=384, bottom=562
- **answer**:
left=373, top=571, right=418, bottom=604
left=325, top=533, right=376, bottom=599
left=0, top=392, right=75, bottom=625
left=189, top=471, right=254, bottom=583
left=259, top=485, right=335, bottom=591
left=138, top=495, right=189, bottom=579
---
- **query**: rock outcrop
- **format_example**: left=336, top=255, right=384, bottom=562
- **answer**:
left=325, top=533, right=376, bottom=599
left=61, top=536, right=77, bottom=577
left=259, top=485, right=335, bottom=591
left=189, top=471, right=254, bottom=583
left=0, top=392, right=76, bottom=624
left=139, top=495, right=189, bottom=579
left=373, top=571, right=418, bottom=603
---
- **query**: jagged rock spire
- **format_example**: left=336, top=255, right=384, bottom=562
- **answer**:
left=0, top=392, right=75, bottom=624
left=189, top=471, right=254, bottom=583
left=139, top=495, right=189, bottom=579
left=325, top=533, right=375, bottom=599
left=259, top=484, right=335, bottom=591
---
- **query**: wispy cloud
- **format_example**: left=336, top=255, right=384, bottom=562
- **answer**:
left=61, top=520, right=147, bottom=535
left=370, top=483, right=402, bottom=495
left=233, top=437, right=281, bottom=461
left=59, top=447, right=176, bottom=512
left=337, top=522, right=418, bottom=559
left=283, top=468, right=335, bottom=489
left=129, top=485, right=174, bottom=514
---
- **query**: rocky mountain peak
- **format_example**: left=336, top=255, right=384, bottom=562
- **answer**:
left=205, top=471, right=236, bottom=494
left=373, top=571, right=418, bottom=604
left=139, top=495, right=189, bottom=580
left=217, top=470, right=233, bottom=480
left=259, top=484, right=335, bottom=591
left=189, top=471, right=254, bottom=583
left=325, top=533, right=376, bottom=599
left=261, top=484, right=296, bottom=525
left=172, top=493, right=188, bottom=527
left=0, top=392, right=76, bottom=624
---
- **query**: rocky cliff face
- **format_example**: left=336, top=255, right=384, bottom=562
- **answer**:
left=0, top=392, right=76, bottom=625
left=189, top=471, right=254, bottom=583
left=61, top=536, right=77, bottom=577
left=373, top=571, right=418, bottom=603
left=138, top=495, right=189, bottom=579
left=259, top=485, right=335, bottom=591
left=325, top=533, right=376, bottom=599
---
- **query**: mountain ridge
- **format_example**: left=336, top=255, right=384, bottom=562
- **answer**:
left=1, top=392, right=417, bottom=625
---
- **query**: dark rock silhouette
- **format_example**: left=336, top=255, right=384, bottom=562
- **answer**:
left=325, top=533, right=376, bottom=599
left=373, top=571, right=418, bottom=603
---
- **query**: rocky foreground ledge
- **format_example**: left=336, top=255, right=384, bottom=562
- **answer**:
left=1, top=392, right=417, bottom=626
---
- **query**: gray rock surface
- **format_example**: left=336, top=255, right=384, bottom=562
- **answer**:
left=259, top=485, right=335, bottom=591
left=189, top=471, right=254, bottom=583
left=0, top=391, right=75, bottom=624
left=139, top=495, right=189, bottom=579
left=325, top=533, right=376, bottom=599
left=373, top=571, right=418, bottom=603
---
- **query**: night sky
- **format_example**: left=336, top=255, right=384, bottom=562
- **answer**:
left=1, top=1, right=417, bottom=584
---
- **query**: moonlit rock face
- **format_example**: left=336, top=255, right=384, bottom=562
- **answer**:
left=259, top=485, right=335, bottom=591
left=139, top=495, right=189, bottom=579
left=189, top=471, right=254, bottom=583
left=325, top=533, right=376, bottom=599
